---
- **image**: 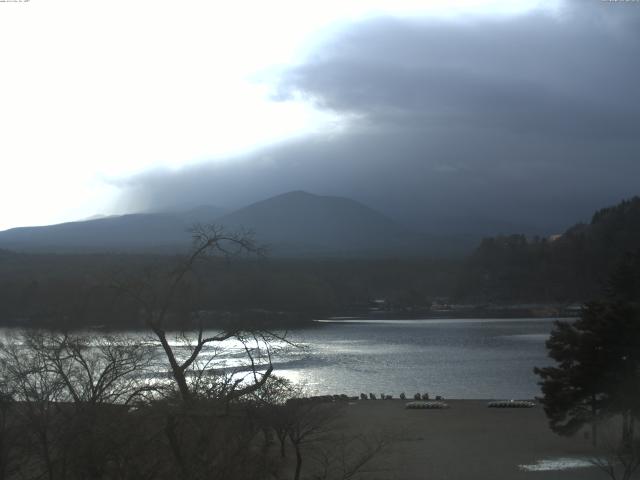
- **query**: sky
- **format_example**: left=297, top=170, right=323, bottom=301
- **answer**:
left=1, top=0, right=639, bottom=234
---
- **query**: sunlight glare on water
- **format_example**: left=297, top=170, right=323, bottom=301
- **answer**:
left=274, top=318, right=558, bottom=398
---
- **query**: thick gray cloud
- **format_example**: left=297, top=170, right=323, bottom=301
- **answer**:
left=276, top=1, right=640, bottom=140
left=118, top=0, right=640, bottom=236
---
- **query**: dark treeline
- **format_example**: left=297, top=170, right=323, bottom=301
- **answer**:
left=457, top=197, right=640, bottom=303
left=1, top=196, right=639, bottom=328
left=0, top=251, right=460, bottom=328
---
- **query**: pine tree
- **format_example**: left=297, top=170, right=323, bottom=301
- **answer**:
left=535, top=251, right=640, bottom=446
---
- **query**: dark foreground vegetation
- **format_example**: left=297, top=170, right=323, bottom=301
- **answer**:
left=0, top=329, right=389, bottom=480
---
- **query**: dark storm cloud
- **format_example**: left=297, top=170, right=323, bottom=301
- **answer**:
left=118, top=0, right=640, bottom=236
left=275, top=2, right=640, bottom=140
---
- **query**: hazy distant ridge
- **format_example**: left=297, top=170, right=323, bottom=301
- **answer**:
left=0, top=191, right=428, bottom=256
left=0, top=205, right=224, bottom=253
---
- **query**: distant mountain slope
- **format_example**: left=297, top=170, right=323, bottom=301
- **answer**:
left=215, top=191, right=426, bottom=256
left=458, top=196, right=640, bottom=302
left=0, top=205, right=225, bottom=253
left=0, top=193, right=430, bottom=256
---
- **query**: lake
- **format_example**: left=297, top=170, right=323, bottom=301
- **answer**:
left=271, top=317, right=560, bottom=399
left=0, top=317, right=562, bottom=400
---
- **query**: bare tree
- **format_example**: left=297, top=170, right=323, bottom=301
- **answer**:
left=0, top=331, right=68, bottom=480
left=277, top=399, right=392, bottom=480
left=310, top=433, right=389, bottom=480
left=284, top=401, right=346, bottom=480
left=245, top=376, right=299, bottom=457
left=0, top=358, right=20, bottom=480
left=113, top=224, right=276, bottom=404
left=107, top=225, right=295, bottom=480
left=591, top=417, right=640, bottom=480
left=0, top=329, right=160, bottom=480
left=23, top=330, right=156, bottom=406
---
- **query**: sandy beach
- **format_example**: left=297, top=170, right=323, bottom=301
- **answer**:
left=324, top=399, right=604, bottom=480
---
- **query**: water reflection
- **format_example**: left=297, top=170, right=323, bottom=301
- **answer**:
left=1, top=318, right=561, bottom=398
left=278, top=318, right=559, bottom=398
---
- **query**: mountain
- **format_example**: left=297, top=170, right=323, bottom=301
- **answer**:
left=214, top=190, right=426, bottom=256
left=0, top=192, right=429, bottom=256
left=0, top=205, right=225, bottom=253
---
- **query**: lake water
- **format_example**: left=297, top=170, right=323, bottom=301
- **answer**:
left=272, top=318, right=560, bottom=399
left=0, top=317, right=561, bottom=400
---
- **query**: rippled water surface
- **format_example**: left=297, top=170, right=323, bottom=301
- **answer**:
left=1, top=317, right=561, bottom=399
left=275, top=318, right=559, bottom=398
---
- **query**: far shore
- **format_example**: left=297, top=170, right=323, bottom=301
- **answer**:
left=323, top=305, right=581, bottom=322
left=0, top=303, right=581, bottom=331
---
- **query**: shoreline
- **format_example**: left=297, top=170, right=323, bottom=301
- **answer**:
left=1, top=304, right=580, bottom=331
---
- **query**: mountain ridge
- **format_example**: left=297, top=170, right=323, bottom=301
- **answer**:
left=214, top=190, right=425, bottom=256
left=0, top=191, right=430, bottom=256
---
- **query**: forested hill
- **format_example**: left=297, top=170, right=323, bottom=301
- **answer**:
left=457, top=197, right=640, bottom=303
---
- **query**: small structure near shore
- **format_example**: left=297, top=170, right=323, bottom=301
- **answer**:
left=487, top=400, right=535, bottom=408
left=405, top=401, right=449, bottom=409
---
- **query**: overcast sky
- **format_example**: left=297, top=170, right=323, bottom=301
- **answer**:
left=1, top=0, right=639, bottom=234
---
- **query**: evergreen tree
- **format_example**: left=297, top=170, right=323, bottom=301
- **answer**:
left=535, top=251, right=640, bottom=446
